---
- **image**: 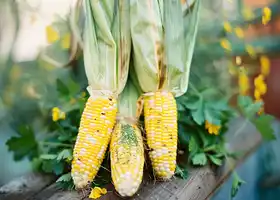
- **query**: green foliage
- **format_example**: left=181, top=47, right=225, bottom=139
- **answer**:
left=231, top=172, right=246, bottom=199
left=6, top=76, right=86, bottom=188
left=6, top=125, right=38, bottom=161
left=237, top=95, right=276, bottom=140
left=175, top=165, right=188, bottom=179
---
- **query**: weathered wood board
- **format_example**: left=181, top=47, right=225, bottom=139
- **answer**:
left=0, top=118, right=262, bottom=200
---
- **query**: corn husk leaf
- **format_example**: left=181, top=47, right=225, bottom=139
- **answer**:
left=130, top=0, right=201, bottom=97
left=83, top=0, right=130, bottom=96
left=117, top=77, right=141, bottom=119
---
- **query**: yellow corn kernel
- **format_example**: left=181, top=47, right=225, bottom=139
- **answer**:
left=110, top=120, right=144, bottom=197
left=143, top=91, right=177, bottom=179
left=71, top=95, right=117, bottom=189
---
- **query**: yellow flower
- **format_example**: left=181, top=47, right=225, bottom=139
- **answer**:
left=52, top=107, right=66, bottom=121
left=238, top=72, right=250, bottom=95
left=260, top=56, right=270, bottom=76
left=262, top=7, right=271, bottom=25
left=46, top=25, right=59, bottom=44
left=220, top=38, right=231, bottom=51
left=254, top=90, right=261, bottom=100
left=223, top=21, right=232, bottom=32
left=60, top=112, right=66, bottom=120
left=205, top=121, right=221, bottom=135
left=234, top=27, right=245, bottom=38
left=89, top=187, right=107, bottom=199
left=61, top=33, right=71, bottom=49
left=52, top=107, right=60, bottom=122
left=254, top=75, right=267, bottom=95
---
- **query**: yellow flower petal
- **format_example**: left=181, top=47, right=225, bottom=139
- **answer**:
left=254, top=75, right=265, bottom=88
left=258, top=83, right=267, bottom=95
left=89, top=187, right=105, bottom=199
left=46, top=25, right=59, bottom=44
left=101, top=188, right=107, bottom=195
left=260, top=56, right=270, bottom=76
left=60, top=112, right=66, bottom=120
left=61, top=33, right=71, bottom=49
left=262, top=7, right=271, bottom=25
left=234, top=27, right=244, bottom=38
left=254, top=90, right=261, bottom=100
left=223, top=21, right=232, bottom=32
left=220, top=39, right=231, bottom=51
left=52, top=111, right=60, bottom=122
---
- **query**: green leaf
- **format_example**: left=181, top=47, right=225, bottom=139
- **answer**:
left=231, top=172, right=245, bottom=199
left=244, top=101, right=263, bottom=118
left=177, top=102, right=186, bottom=111
left=189, top=136, right=199, bottom=154
left=40, top=154, right=57, bottom=160
left=42, top=161, right=54, bottom=173
left=191, top=105, right=205, bottom=125
left=184, top=96, right=202, bottom=110
left=204, top=108, right=221, bottom=126
left=178, top=124, right=190, bottom=146
left=53, top=162, right=64, bottom=175
left=175, top=165, right=188, bottom=179
left=237, top=95, right=253, bottom=109
left=208, top=155, right=223, bottom=166
left=206, top=99, right=230, bottom=111
left=57, top=149, right=72, bottom=161
left=203, top=144, right=218, bottom=152
left=253, top=114, right=276, bottom=140
left=6, top=125, right=38, bottom=161
left=56, top=79, right=69, bottom=95
left=192, top=152, right=207, bottom=166
left=56, top=172, right=72, bottom=182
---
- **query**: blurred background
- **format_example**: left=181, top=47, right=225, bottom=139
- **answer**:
left=0, top=0, right=280, bottom=200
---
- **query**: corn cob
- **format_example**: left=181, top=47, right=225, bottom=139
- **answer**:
left=71, top=95, right=117, bottom=189
left=143, top=91, right=177, bottom=179
left=110, top=119, right=144, bottom=197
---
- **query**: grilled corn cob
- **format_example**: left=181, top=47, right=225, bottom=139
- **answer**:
left=71, top=0, right=131, bottom=189
left=143, top=91, right=177, bottom=179
left=110, top=119, right=144, bottom=197
left=71, top=95, right=117, bottom=189
left=110, top=78, right=144, bottom=197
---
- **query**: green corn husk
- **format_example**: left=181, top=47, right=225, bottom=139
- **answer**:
left=130, top=0, right=201, bottom=97
left=83, top=0, right=131, bottom=96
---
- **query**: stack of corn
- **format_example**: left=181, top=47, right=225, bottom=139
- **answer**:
left=71, top=0, right=131, bottom=189
left=130, top=0, right=201, bottom=180
left=110, top=78, right=144, bottom=197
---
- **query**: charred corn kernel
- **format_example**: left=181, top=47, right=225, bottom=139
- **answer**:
left=71, top=95, right=117, bottom=189
left=143, top=91, right=177, bottom=179
left=110, top=121, right=144, bottom=197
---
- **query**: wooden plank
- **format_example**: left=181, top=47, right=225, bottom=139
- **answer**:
left=33, top=117, right=262, bottom=200
left=0, top=173, right=54, bottom=200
